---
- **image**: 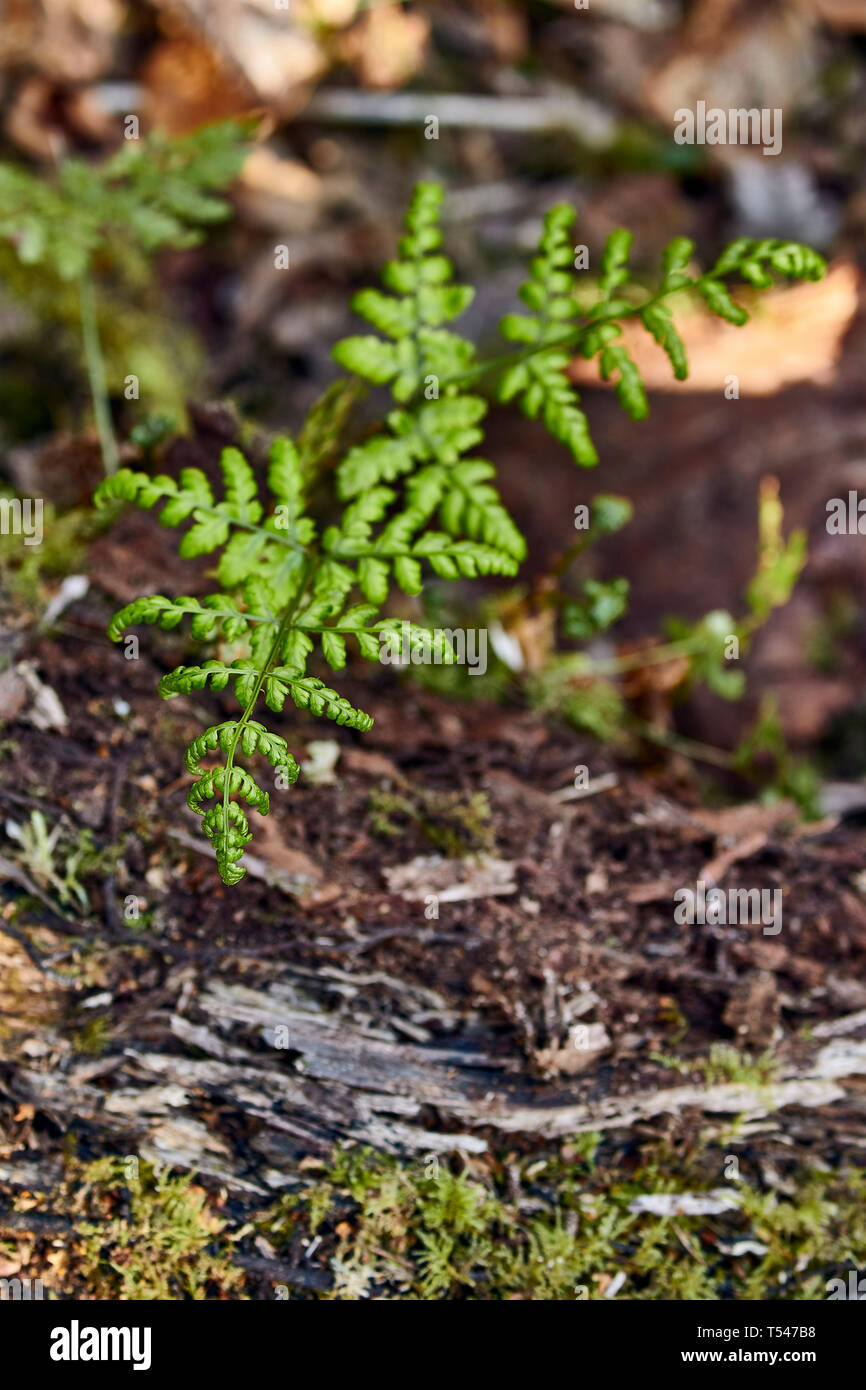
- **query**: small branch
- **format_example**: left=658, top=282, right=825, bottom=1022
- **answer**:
left=0, top=1207, right=75, bottom=1236
left=626, top=719, right=737, bottom=772
left=235, top=1254, right=332, bottom=1293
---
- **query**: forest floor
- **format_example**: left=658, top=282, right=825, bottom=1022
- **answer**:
left=2, top=0, right=866, bottom=1305
left=2, top=429, right=866, bottom=1298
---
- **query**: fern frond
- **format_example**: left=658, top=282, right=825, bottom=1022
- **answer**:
left=158, top=658, right=374, bottom=726
left=499, top=206, right=599, bottom=466
left=184, top=720, right=296, bottom=776
left=106, top=593, right=274, bottom=643
left=158, top=659, right=262, bottom=703
left=332, top=183, right=476, bottom=402
left=323, top=497, right=521, bottom=598
left=150, top=647, right=371, bottom=882
left=0, top=121, right=252, bottom=281
left=282, top=676, right=374, bottom=728
left=187, top=765, right=269, bottom=816
left=95, top=442, right=312, bottom=604
left=178, top=720, right=298, bottom=886
left=331, top=184, right=526, bottom=589
left=498, top=210, right=828, bottom=465
left=200, top=802, right=252, bottom=887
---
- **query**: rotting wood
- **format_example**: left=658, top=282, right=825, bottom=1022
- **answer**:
left=4, top=961, right=866, bottom=1191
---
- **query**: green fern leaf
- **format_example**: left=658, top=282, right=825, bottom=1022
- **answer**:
left=640, top=304, right=688, bottom=381
left=332, top=335, right=400, bottom=384
left=697, top=280, right=749, bottom=326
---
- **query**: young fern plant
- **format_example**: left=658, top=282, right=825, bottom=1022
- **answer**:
left=96, top=182, right=825, bottom=887
left=0, top=120, right=252, bottom=474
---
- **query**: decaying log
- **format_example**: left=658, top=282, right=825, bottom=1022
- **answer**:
left=5, top=956, right=866, bottom=1191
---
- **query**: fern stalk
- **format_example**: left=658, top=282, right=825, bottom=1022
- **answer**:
left=79, top=273, right=119, bottom=476
left=217, top=558, right=313, bottom=858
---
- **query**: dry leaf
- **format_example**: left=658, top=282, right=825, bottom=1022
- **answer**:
left=807, top=1, right=866, bottom=32
left=240, top=145, right=321, bottom=204
left=699, top=829, right=770, bottom=887
left=0, top=0, right=123, bottom=85
left=645, top=0, right=818, bottom=123
left=535, top=1023, right=612, bottom=1077
left=339, top=4, right=430, bottom=90
left=242, top=815, right=343, bottom=905
left=141, top=37, right=252, bottom=133
left=152, top=0, right=327, bottom=110
left=689, top=800, right=797, bottom=840
left=571, top=263, right=858, bottom=397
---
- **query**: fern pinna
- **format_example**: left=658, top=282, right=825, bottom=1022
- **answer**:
left=95, top=185, right=523, bottom=884
left=96, top=182, right=825, bottom=886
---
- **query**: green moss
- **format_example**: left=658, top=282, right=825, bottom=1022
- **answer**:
left=0, top=493, right=104, bottom=609
left=10, top=1135, right=866, bottom=1301
left=72, top=1017, right=112, bottom=1057
left=264, top=1140, right=866, bottom=1301
left=368, top=785, right=494, bottom=857
left=650, top=1044, right=779, bottom=1089
left=698, top=1043, right=779, bottom=1088
left=72, top=1159, right=244, bottom=1300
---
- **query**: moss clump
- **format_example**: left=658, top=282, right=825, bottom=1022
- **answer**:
left=70, top=1159, right=244, bottom=1300
left=0, top=494, right=102, bottom=609
left=7, top=1136, right=865, bottom=1300
left=264, top=1139, right=866, bottom=1301
left=368, top=785, right=493, bottom=857
left=650, top=1044, right=779, bottom=1089
left=71, top=1017, right=112, bottom=1058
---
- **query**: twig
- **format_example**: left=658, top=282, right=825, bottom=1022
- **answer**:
left=235, top=1253, right=332, bottom=1292
left=301, top=89, right=615, bottom=146
left=0, top=1208, right=74, bottom=1236
left=0, top=788, right=68, bottom=818
left=550, top=772, right=619, bottom=803
left=341, top=927, right=469, bottom=956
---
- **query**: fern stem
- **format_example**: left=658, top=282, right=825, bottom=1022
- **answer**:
left=219, top=558, right=316, bottom=854
left=79, top=273, right=119, bottom=477
left=625, top=717, right=737, bottom=771
left=431, top=283, right=689, bottom=397
left=578, top=637, right=702, bottom=676
left=184, top=504, right=307, bottom=557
